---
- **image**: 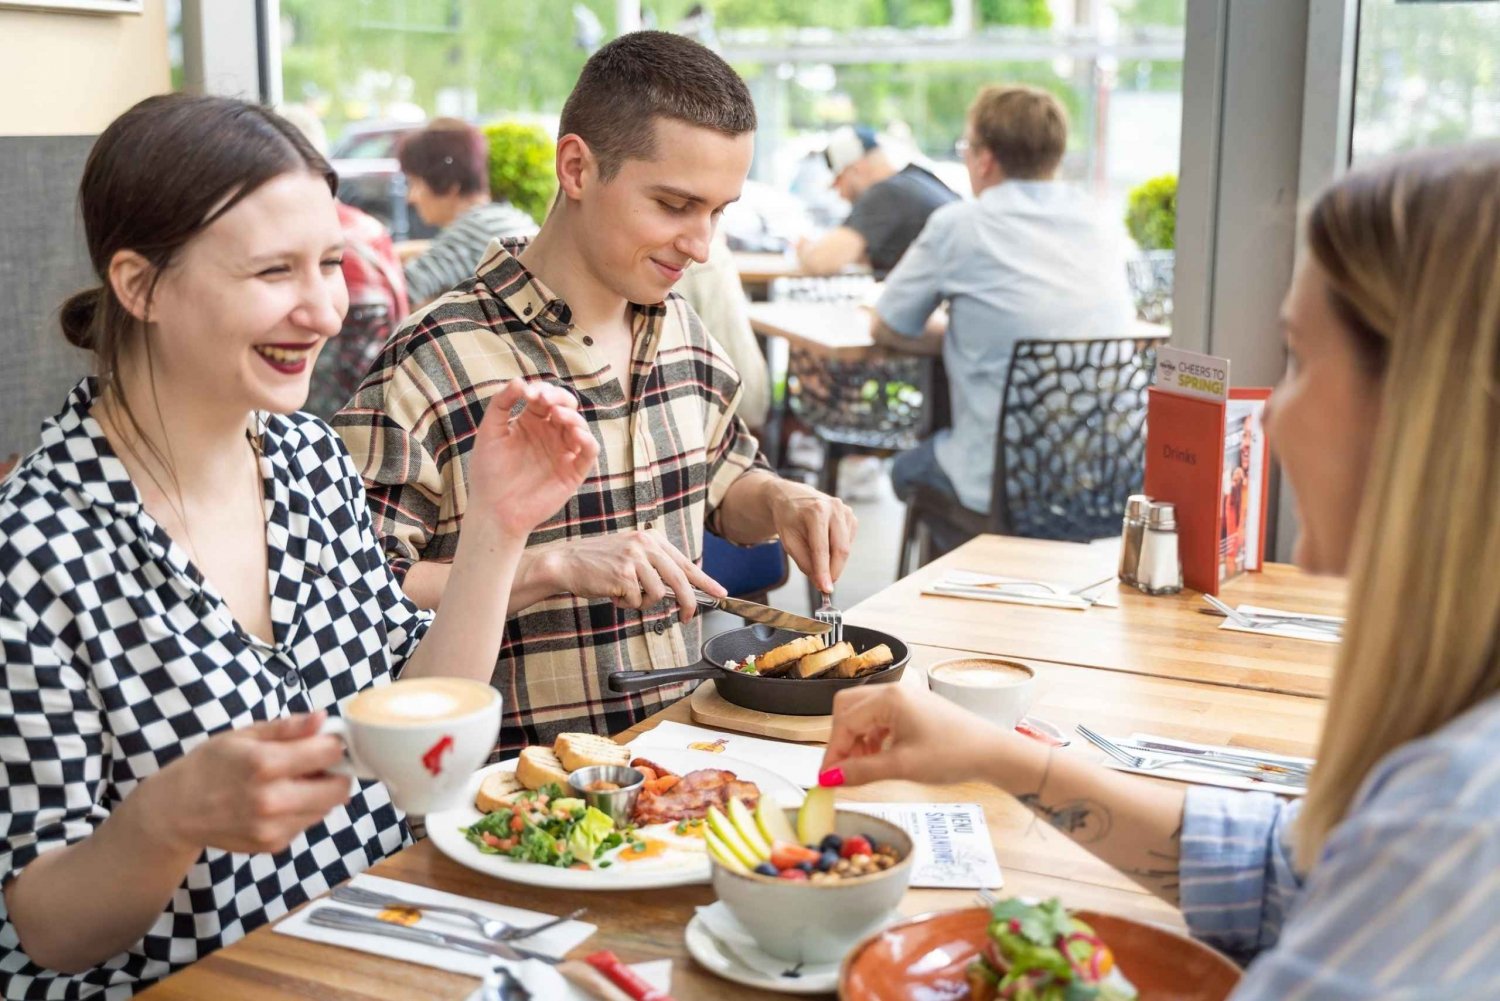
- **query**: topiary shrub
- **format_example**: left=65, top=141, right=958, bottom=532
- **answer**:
left=483, top=121, right=557, bottom=225
left=1124, top=174, right=1177, bottom=251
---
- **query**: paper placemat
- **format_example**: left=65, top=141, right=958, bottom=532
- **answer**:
left=923, top=571, right=1120, bottom=612
left=1219, top=604, right=1342, bottom=644
left=842, top=802, right=1004, bottom=889
left=274, top=873, right=596, bottom=978
left=631, top=721, right=827, bottom=786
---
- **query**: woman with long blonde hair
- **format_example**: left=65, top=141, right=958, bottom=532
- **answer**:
left=822, top=143, right=1500, bottom=996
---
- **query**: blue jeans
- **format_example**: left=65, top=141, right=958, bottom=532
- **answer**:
left=890, top=439, right=978, bottom=556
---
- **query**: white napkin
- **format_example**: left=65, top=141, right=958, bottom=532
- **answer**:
left=631, top=720, right=827, bottom=785
left=464, top=959, right=674, bottom=1001
left=923, top=570, right=1119, bottom=611
left=274, top=873, right=596, bottom=978
left=693, top=902, right=843, bottom=981
left=1095, top=732, right=1311, bottom=797
left=1218, top=603, right=1342, bottom=644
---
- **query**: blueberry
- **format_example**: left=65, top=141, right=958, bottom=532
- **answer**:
left=754, top=862, right=779, bottom=878
left=796, top=861, right=815, bottom=874
left=819, top=833, right=843, bottom=853
left=818, top=850, right=840, bottom=872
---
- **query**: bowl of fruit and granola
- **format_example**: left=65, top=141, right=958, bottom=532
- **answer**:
left=705, top=786, right=914, bottom=964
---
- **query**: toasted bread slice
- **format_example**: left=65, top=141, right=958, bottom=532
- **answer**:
left=795, top=641, right=856, bottom=679
left=474, top=771, right=525, bottom=813
left=554, top=732, right=630, bottom=773
left=754, top=634, right=827, bottom=677
left=831, top=643, right=894, bottom=679
left=515, top=746, right=569, bottom=791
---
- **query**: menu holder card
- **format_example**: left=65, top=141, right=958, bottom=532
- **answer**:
left=842, top=802, right=1004, bottom=889
left=1143, top=347, right=1271, bottom=595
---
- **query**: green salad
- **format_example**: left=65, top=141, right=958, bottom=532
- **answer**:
left=462, top=783, right=630, bottom=868
left=967, top=898, right=1138, bottom=1001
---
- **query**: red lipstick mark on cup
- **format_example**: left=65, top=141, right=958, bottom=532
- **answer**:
left=421, top=735, right=455, bottom=776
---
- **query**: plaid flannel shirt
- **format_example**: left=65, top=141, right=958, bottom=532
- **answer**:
left=333, top=240, right=767, bottom=752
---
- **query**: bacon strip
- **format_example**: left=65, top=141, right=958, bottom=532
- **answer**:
left=630, top=767, right=761, bottom=825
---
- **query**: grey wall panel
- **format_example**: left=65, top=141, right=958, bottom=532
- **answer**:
left=0, top=134, right=95, bottom=464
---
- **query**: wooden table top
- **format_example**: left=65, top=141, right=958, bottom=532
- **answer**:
left=138, top=635, right=1325, bottom=1000
left=746, top=299, right=879, bottom=360
left=732, top=250, right=807, bottom=285
left=848, top=535, right=1345, bottom=699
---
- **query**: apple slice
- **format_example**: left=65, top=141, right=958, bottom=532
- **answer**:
left=728, top=798, right=771, bottom=860
left=755, top=795, right=798, bottom=847
left=707, top=805, right=759, bottom=869
left=796, top=785, right=837, bottom=847
left=704, top=827, right=749, bottom=874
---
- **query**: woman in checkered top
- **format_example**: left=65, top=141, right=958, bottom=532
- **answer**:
left=0, top=94, right=598, bottom=998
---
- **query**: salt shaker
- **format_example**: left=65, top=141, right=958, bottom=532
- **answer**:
left=1118, top=494, right=1152, bottom=585
left=1136, top=501, right=1183, bottom=595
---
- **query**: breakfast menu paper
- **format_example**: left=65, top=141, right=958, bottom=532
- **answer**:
left=843, top=802, right=1004, bottom=890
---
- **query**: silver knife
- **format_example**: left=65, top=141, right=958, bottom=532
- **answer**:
left=694, top=590, right=832, bottom=634
left=307, top=906, right=557, bottom=965
left=1130, top=739, right=1313, bottom=774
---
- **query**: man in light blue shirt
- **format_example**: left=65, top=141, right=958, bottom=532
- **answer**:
left=874, top=84, right=1135, bottom=552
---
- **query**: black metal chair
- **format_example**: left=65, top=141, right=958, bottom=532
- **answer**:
left=897, top=333, right=1167, bottom=576
left=773, top=276, right=937, bottom=498
left=772, top=276, right=939, bottom=607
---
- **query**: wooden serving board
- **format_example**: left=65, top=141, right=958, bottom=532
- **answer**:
left=688, top=681, right=832, bottom=743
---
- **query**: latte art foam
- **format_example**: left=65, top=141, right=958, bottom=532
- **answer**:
left=346, top=677, right=495, bottom=726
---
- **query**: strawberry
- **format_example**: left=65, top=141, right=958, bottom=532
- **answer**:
left=839, top=835, right=873, bottom=859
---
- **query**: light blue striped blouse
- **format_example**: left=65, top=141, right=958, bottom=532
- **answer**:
left=1180, top=695, right=1500, bottom=999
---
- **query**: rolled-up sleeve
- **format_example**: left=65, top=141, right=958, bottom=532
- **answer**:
left=1179, top=786, right=1303, bottom=963
left=0, top=616, right=108, bottom=930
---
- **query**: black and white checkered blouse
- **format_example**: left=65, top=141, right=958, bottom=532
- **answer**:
left=0, top=379, right=434, bottom=998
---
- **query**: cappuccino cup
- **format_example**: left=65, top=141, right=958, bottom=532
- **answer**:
left=926, top=657, right=1037, bottom=731
left=324, top=677, right=501, bottom=814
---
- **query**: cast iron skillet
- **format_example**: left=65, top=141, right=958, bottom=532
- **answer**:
left=607, top=623, right=909, bottom=716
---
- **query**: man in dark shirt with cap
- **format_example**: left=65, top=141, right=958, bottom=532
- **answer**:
left=796, top=125, right=959, bottom=279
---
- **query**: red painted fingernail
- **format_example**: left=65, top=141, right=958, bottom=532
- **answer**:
left=818, top=767, right=845, bottom=788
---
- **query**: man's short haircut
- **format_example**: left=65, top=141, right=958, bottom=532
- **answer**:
left=397, top=118, right=490, bottom=196
left=559, top=30, right=757, bottom=182
left=968, top=85, right=1068, bottom=180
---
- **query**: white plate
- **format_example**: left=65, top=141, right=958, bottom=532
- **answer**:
left=427, top=749, right=805, bottom=891
left=684, top=911, right=841, bottom=996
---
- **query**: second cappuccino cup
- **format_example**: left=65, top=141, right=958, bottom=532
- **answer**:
left=926, top=656, right=1037, bottom=731
left=324, top=677, right=501, bottom=815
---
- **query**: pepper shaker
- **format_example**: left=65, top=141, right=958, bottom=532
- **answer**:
left=1136, top=501, right=1183, bottom=595
left=1118, top=494, right=1152, bottom=586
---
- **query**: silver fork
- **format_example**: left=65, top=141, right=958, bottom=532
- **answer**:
left=1075, top=724, right=1308, bottom=782
left=1203, top=594, right=1342, bottom=635
left=330, top=884, right=585, bottom=942
left=815, top=590, right=843, bottom=644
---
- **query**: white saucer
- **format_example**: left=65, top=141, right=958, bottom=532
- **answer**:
left=684, top=910, right=842, bottom=996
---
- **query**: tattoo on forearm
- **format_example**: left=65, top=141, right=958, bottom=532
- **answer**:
left=1017, top=793, right=1114, bottom=843
left=1121, top=864, right=1180, bottom=893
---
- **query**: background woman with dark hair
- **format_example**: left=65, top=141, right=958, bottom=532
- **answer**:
left=397, top=117, right=537, bottom=305
left=0, top=93, right=596, bottom=996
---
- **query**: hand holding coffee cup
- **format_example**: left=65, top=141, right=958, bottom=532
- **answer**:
left=926, top=657, right=1037, bottom=731
left=325, top=677, right=502, bottom=815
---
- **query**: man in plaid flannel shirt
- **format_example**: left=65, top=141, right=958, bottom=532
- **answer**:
left=335, top=32, right=858, bottom=752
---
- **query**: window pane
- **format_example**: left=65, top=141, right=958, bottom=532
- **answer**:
left=1352, top=0, right=1500, bottom=162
